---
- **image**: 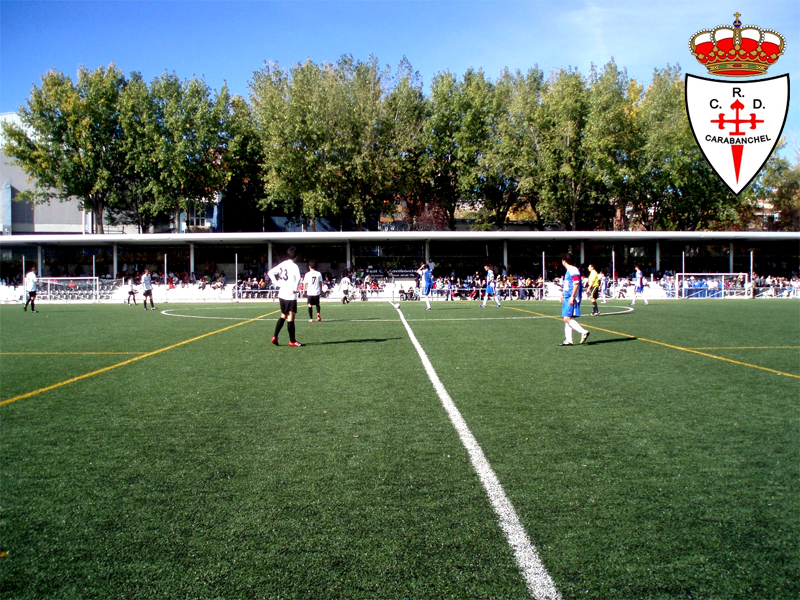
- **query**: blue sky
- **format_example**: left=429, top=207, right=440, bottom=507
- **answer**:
left=1, top=0, right=798, bottom=156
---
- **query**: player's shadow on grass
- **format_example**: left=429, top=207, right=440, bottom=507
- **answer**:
left=586, top=337, right=637, bottom=345
left=315, top=337, right=402, bottom=345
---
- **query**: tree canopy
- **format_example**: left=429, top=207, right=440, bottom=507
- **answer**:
left=3, top=58, right=796, bottom=233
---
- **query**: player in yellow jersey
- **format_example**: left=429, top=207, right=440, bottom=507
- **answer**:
left=586, top=264, right=600, bottom=316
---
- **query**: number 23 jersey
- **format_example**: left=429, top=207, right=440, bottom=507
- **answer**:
left=268, top=260, right=301, bottom=301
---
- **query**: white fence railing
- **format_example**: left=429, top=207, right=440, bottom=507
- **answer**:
left=2, top=280, right=798, bottom=304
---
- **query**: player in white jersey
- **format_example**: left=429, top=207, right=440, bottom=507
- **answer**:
left=339, top=273, right=352, bottom=304
left=267, top=246, right=304, bottom=347
left=417, top=263, right=433, bottom=310
left=559, top=252, right=590, bottom=346
left=141, top=269, right=156, bottom=310
left=23, top=266, right=38, bottom=312
left=302, top=260, right=323, bottom=322
left=127, top=277, right=138, bottom=305
left=480, top=263, right=501, bottom=308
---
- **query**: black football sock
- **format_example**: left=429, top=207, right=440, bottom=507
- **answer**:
left=273, top=317, right=285, bottom=338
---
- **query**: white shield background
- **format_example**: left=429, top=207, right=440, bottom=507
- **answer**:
left=685, top=74, right=789, bottom=195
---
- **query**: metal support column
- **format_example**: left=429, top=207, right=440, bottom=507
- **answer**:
left=729, top=242, right=734, bottom=273
left=656, top=242, right=660, bottom=273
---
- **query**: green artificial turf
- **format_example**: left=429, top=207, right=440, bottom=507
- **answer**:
left=1, top=299, right=798, bottom=599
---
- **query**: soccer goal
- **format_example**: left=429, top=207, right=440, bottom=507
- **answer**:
left=37, top=277, right=122, bottom=303
left=674, top=272, right=750, bottom=299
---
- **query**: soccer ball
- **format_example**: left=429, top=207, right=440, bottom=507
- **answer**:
left=393, top=303, right=400, bottom=309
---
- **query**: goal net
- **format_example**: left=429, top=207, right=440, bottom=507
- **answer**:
left=37, top=277, right=122, bottom=303
left=674, top=272, right=750, bottom=299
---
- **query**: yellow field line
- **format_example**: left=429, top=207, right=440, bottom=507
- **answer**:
left=689, top=346, right=800, bottom=350
left=0, top=311, right=278, bottom=407
left=504, top=305, right=800, bottom=380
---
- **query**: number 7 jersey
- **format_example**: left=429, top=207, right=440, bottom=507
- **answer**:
left=302, top=269, right=323, bottom=296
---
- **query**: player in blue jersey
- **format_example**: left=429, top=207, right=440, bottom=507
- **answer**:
left=417, top=262, right=434, bottom=310
left=631, top=264, right=648, bottom=306
left=559, top=253, right=590, bottom=346
left=480, top=263, right=501, bottom=308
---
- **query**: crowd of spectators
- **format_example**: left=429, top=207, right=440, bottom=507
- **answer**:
left=397, top=268, right=548, bottom=301
left=654, top=272, right=800, bottom=298
left=2, top=260, right=798, bottom=301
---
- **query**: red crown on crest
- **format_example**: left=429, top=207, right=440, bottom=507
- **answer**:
left=689, top=13, right=785, bottom=77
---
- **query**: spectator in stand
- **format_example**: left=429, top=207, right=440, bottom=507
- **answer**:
left=520, top=276, right=531, bottom=300
left=444, top=278, right=454, bottom=301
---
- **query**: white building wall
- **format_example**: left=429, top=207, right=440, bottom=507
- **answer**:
left=1, top=112, right=88, bottom=234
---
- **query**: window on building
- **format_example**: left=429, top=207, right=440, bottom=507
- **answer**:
left=187, top=205, right=206, bottom=228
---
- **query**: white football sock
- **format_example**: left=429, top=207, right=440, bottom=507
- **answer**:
left=569, top=320, right=587, bottom=334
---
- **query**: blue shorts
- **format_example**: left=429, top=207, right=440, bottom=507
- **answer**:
left=562, top=299, right=581, bottom=318
left=485, top=283, right=495, bottom=295
left=422, top=283, right=433, bottom=296
left=635, top=285, right=644, bottom=293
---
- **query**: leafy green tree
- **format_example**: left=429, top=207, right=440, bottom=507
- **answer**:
left=218, top=95, right=266, bottom=232
left=251, top=56, right=390, bottom=228
left=422, top=71, right=462, bottom=229
left=113, top=72, right=231, bottom=232
left=113, top=71, right=160, bottom=232
left=755, top=146, right=800, bottom=231
left=456, top=69, right=495, bottom=200
left=473, top=68, right=546, bottom=229
left=584, top=60, right=640, bottom=230
left=422, top=69, right=495, bottom=229
left=637, top=66, right=735, bottom=230
left=150, top=73, right=231, bottom=226
left=536, top=68, right=594, bottom=230
left=1, top=65, right=127, bottom=233
left=379, top=59, right=437, bottom=228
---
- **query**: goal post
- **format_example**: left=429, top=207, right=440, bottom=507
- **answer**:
left=674, top=272, right=750, bottom=299
left=37, top=277, right=122, bottom=303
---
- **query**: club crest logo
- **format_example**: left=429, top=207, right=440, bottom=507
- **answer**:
left=686, top=13, right=790, bottom=195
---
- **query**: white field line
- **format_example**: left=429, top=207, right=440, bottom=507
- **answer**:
left=392, top=302, right=561, bottom=600
left=160, top=309, right=256, bottom=321
left=161, top=304, right=632, bottom=323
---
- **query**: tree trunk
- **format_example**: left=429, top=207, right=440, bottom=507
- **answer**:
left=95, top=208, right=105, bottom=234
